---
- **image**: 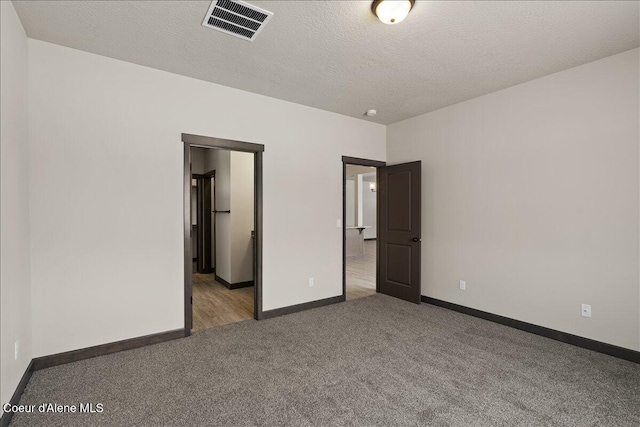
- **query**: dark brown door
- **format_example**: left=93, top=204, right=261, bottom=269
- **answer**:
left=196, top=174, right=214, bottom=274
left=379, top=161, right=421, bottom=303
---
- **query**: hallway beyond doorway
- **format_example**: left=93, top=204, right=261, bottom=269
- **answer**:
left=346, top=240, right=376, bottom=300
left=192, top=273, right=254, bottom=331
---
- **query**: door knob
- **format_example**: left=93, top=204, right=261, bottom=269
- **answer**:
left=412, top=237, right=422, bottom=242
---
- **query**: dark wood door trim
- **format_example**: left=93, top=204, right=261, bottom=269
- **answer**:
left=184, top=133, right=265, bottom=153
left=341, top=156, right=386, bottom=299
left=183, top=143, right=193, bottom=332
left=254, top=151, right=264, bottom=319
left=342, top=156, right=386, bottom=168
left=183, top=134, right=264, bottom=335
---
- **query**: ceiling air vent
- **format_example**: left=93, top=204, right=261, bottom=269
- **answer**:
left=202, top=0, right=273, bottom=42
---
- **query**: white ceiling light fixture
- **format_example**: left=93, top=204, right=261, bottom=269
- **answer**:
left=372, top=0, right=415, bottom=25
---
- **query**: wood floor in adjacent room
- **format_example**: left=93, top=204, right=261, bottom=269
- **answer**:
left=346, top=240, right=376, bottom=300
left=192, top=273, right=253, bottom=332
left=193, top=239, right=374, bottom=331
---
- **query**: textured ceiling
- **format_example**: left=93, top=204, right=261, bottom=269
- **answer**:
left=13, top=1, right=640, bottom=124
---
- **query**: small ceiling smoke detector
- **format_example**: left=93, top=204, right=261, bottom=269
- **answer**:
left=366, top=109, right=377, bottom=117
left=372, top=0, right=415, bottom=25
left=202, top=0, right=273, bottom=42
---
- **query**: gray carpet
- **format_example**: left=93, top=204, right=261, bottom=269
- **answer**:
left=11, top=294, right=640, bottom=426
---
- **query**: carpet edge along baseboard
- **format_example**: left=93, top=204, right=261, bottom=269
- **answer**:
left=261, top=295, right=345, bottom=319
left=0, top=360, right=34, bottom=427
left=421, top=296, right=639, bottom=364
left=32, top=328, right=185, bottom=371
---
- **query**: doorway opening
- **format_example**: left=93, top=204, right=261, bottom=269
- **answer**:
left=184, top=134, right=264, bottom=336
left=342, top=157, right=385, bottom=300
left=342, top=157, right=422, bottom=304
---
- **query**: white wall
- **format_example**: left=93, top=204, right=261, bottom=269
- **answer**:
left=230, top=151, right=254, bottom=284
left=204, top=149, right=231, bottom=282
left=362, top=175, right=377, bottom=240
left=345, top=179, right=356, bottom=227
left=28, top=40, right=386, bottom=357
left=387, top=48, right=640, bottom=351
left=345, top=173, right=377, bottom=238
left=0, top=1, right=32, bottom=414
left=191, top=185, right=197, bottom=226
left=202, top=150, right=254, bottom=284
left=191, top=147, right=205, bottom=175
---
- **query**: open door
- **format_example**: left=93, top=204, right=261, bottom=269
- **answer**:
left=379, top=161, right=421, bottom=303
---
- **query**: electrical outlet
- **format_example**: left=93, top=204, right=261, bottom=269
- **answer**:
left=14, top=341, right=19, bottom=360
left=581, top=304, right=591, bottom=318
left=309, top=277, right=314, bottom=287
left=459, top=280, right=466, bottom=290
